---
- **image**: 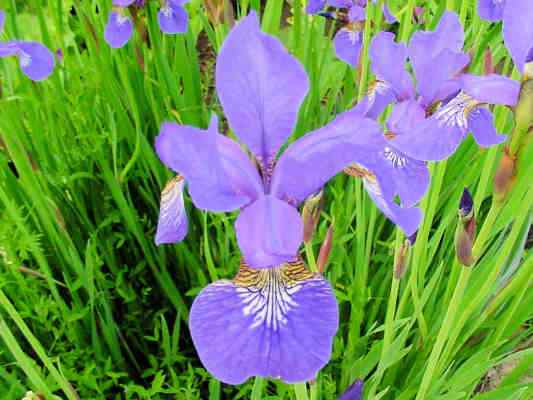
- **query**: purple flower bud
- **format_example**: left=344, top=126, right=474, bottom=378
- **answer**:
left=55, top=48, right=64, bottom=62
left=408, top=230, right=418, bottom=245
left=459, top=188, right=473, bottom=218
left=339, top=379, right=363, bottom=400
left=494, top=148, right=516, bottom=203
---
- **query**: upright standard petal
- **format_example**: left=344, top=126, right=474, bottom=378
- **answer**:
left=15, top=42, right=55, bottom=81
left=158, top=1, right=188, bottom=34
left=216, top=12, right=309, bottom=166
left=460, top=74, right=520, bottom=106
left=271, top=112, right=386, bottom=206
left=369, top=32, right=414, bottom=100
left=503, top=0, right=533, bottom=73
left=467, top=107, right=506, bottom=147
left=113, top=0, right=136, bottom=5
left=235, top=195, right=303, bottom=269
left=382, top=2, right=397, bottom=24
left=334, top=28, right=363, bottom=68
left=189, top=260, right=339, bottom=384
left=478, top=0, right=506, bottom=21
left=155, top=176, right=188, bottom=245
left=155, top=121, right=263, bottom=212
left=104, top=12, right=133, bottom=48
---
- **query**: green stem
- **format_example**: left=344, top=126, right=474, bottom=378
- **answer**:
left=305, top=242, right=318, bottom=272
left=251, top=377, right=265, bottom=400
left=294, top=383, right=309, bottom=400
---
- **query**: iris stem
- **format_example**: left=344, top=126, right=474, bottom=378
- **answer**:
left=305, top=242, right=318, bottom=272
left=251, top=377, right=265, bottom=400
left=294, top=382, right=309, bottom=400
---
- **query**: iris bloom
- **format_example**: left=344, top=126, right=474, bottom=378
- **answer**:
left=155, top=12, right=390, bottom=384
left=307, top=0, right=396, bottom=68
left=0, top=10, right=55, bottom=81
left=503, top=0, right=533, bottom=75
left=105, top=0, right=189, bottom=48
left=356, top=12, right=519, bottom=162
left=339, top=379, right=363, bottom=400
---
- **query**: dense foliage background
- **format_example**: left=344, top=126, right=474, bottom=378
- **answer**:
left=0, top=0, right=531, bottom=399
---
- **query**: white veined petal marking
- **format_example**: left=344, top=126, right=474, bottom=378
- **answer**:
left=434, top=92, right=482, bottom=129
left=344, top=163, right=382, bottom=195
left=19, top=51, right=31, bottom=68
left=159, top=175, right=185, bottom=223
left=383, top=146, right=407, bottom=169
left=161, top=4, right=173, bottom=18
left=233, top=260, right=316, bottom=331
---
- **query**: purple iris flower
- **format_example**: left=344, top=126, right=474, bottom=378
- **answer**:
left=478, top=0, right=506, bottom=21
left=339, top=379, right=363, bottom=399
left=104, top=0, right=189, bottom=48
left=155, top=12, right=389, bottom=384
left=0, top=10, right=55, bottom=81
left=355, top=12, right=519, bottom=162
left=503, top=0, right=533, bottom=74
left=308, top=1, right=396, bottom=68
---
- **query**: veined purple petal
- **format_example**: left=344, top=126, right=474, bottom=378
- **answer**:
left=459, top=74, right=520, bottom=106
left=158, top=1, right=188, bottom=34
left=271, top=112, right=386, bottom=206
left=155, top=118, right=263, bottom=212
left=189, top=260, right=339, bottom=384
left=306, top=0, right=326, bottom=14
left=339, top=379, right=364, bottom=400
left=235, top=195, right=303, bottom=269
left=216, top=12, right=309, bottom=166
left=352, top=81, right=397, bottom=119
left=503, top=0, right=533, bottom=73
left=468, top=107, right=506, bottom=147
left=416, top=48, right=470, bottom=106
left=155, top=176, right=188, bottom=245
left=334, top=28, right=363, bottom=68
left=386, top=100, right=426, bottom=135
left=14, top=42, right=55, bottom=81
left=113, top=0, right=136, bottom=6
left=104, top=12, right=133, bottom=48
left=0, top=10, right=5, bottom=33
left=478, top=0, right=506, bottom=21
left=369, top=32, right=414, bottom=100
left=329, top=0, right=354, bottom=7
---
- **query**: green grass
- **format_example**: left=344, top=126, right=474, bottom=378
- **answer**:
left=0, top=0, right=531, bottom=399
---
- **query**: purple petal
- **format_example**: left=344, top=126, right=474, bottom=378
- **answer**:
left=478, top=0, right=506, bottom=21
left=329, top=0, right=354, bottom=7
left=104, top=12, right=133, bottom=48
left=334, top=28, right=363, bottom=68
left=369, top=32, right=414, bottom=100
left=381, top=146, right=430, bottom=207
left=235, top=195, right=303, bottom=269
left=503, top=0, right=533, bottom=73
left=339, top=379, right=364, bottom=400
left=391, top=114, right=465, bottom=161
left=155, top=176, right=188, bottom=245
left=360, top=165, right=422, bottom=236
left=113, top=0, right=136, bottom=5
left=216, top=12, right=309, bottom=166
left=348, top=6, right=366, bottom=22
left=415, top=48, right=470, bottom=107
left=460, top=74, right=520, bottom=106
left=14, top=42, right=55, bottom=81
left=467, top=107, right=506, bottom=147
left=0, top=42, right=19, bottom=57
left=382, top=3, right=397, bottom=24
left=271, top=113, right=386, bottom=206
left=0, top=10, right=5, bottom=33
left=306, top=0, right=326, bottom=14
left=352, top=81, right=397, bottom=119
left=189, top=261, right=339, bottom=384
left=386, top=100, right=426, bottom=135
left=158, top=3, right=188, bottom=34
left=155, top=118, right=263, bottom=212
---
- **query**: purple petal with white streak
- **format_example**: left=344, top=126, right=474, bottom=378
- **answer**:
left=334, top=28, right=363, bottom=68
left=155, top=177, right=188, bottom=245
left=235, top=195, right=303, bottom=269
left=15, top=42, right=55, bottom=81
left=113, top=0, right=136, bottom=6
left=189, top=261, right=339, bottom=384
left=158, top=2, right=188, bottom=34
left=104, top=12, right=133, bottom=48
left=216, top=12, right=309, bottom=166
